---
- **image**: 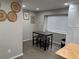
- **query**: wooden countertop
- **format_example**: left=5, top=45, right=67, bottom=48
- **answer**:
left=56, top=43, right=79, bottom=59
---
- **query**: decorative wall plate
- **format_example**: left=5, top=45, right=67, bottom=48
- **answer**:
left=0, top=10, right=7, bottom=21
left=8, top=11, right=17, bottom=22
left=11, top=2, right=21, bottom=13
left=31, top=15, right=36, bottom=24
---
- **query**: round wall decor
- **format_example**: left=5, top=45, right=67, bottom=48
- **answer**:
left=0, top=10, right=7, bottom=21
left=8, top=11, right=17, bottom=22
left=11, top=2, right=21, bottom=13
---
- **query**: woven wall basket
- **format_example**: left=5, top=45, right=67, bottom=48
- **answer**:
left=11, top=2, right=21, bottom=13
left=0, top=10, right=7, bottom=21
left=8, top=11, right=17, bottom=22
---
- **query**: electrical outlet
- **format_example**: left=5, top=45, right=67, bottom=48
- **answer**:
left=8, top=49, right=11, bottom=53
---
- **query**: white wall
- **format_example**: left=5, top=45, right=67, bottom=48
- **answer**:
left=68, top=4, right=79, bottom=27
left=66, top=3, right=79, bottom=44
left=23, top=12, right=37, bottom=41
left=0, top=0, right=23, bottom=59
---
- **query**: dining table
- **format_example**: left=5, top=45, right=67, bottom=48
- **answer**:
left=32, top=31, right=53, bottom=51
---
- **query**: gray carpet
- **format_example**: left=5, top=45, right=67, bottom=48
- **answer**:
left=16, top=40, right=64, bottom=59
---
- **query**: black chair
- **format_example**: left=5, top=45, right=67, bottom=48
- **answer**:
left=33, top=34, right=43, bottom=47
left=37, top=36, right=50, bottom=50
left=33, top=35, right=39, bottom=46
left=33, top=34, right=51, bottom=50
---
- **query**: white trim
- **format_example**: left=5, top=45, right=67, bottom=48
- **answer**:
left=23, top=40, right=28, bottom=42
left=53, top=41, right=61, bottom=45
left=9, top=53, right=24, bottom=59
left=23, top=39, right=31, bottom=42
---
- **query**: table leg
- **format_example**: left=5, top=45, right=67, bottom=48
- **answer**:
left=40, top=38, right=41, bottom=48
left=51, top=34, right=53, bottom=48
left=44, top=36, right=47, bottom=51
left=32, top=32, right=34, bottom=46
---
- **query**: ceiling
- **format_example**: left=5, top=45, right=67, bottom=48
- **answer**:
left=22, top=0, right=79, bottom=11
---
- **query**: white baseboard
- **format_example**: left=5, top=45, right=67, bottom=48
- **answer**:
left=23, top=39, right=31, bottom=42
left=9, top=53, right=24, bottom=59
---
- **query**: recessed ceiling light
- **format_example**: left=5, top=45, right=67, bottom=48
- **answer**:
left=22, top=5, right=26, bottom=8
left=64, top=3, right=69, bottom=6
left=36, top=8, right=39, bottom=11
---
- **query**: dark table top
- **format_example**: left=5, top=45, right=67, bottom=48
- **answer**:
left=33, top=31, right=53, bottom=35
